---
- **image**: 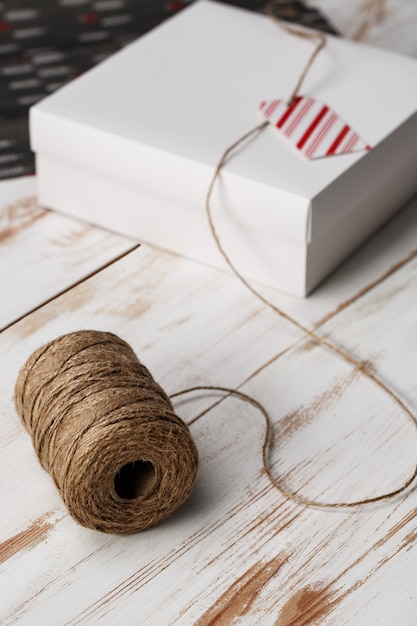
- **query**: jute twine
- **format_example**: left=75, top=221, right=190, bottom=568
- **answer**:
left=352, top=0, right=388, bottom=41
left=200, top=2, right=417, bottom=508
left=14, top=330, right=198, bottom=534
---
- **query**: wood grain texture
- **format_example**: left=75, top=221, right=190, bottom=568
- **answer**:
left=0, top=514, right=54, bottom=565
left=1, top=2, right=417, bottom=624
left=0, top=177, right=136, bottom=330
left=0, top=234, right=416, bottom=624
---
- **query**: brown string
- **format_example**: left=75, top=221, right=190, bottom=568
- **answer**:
left=184, top=5, right=417, bottom=508
left=173, top=382, right=417, bottom=508
left=265, top=1, right=326, bottom=106
left=352, top=0, right=388, bottom=41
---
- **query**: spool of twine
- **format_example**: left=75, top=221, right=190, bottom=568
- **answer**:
left=14, top=330, right=199, bottom=534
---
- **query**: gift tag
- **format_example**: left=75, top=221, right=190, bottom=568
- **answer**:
left=259, top=96, right=371, bottom=159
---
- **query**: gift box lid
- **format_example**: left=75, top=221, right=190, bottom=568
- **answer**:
left=30, top=0, right=417, bottom=245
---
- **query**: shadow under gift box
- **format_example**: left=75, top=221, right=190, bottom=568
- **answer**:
left=29, top=0, right=417, bottom=297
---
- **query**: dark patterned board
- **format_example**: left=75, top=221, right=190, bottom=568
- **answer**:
left=0, top=0, right=339, bottom=181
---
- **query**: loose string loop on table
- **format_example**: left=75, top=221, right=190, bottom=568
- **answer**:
left=172, top=384, right=417, bottom=509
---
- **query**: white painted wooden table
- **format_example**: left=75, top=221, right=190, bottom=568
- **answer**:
left=1, top=3, right=417, bottom=624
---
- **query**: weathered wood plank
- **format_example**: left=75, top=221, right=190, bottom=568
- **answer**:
left=0, top=177, right=135, bottom=329
left=0, top=237, right=416, bottom=625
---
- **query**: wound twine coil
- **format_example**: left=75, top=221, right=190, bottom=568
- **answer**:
left=14, top=330, right=199, bottom=534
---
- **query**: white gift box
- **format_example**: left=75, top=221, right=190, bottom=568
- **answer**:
left=30, top=0, right=417, bottom=296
